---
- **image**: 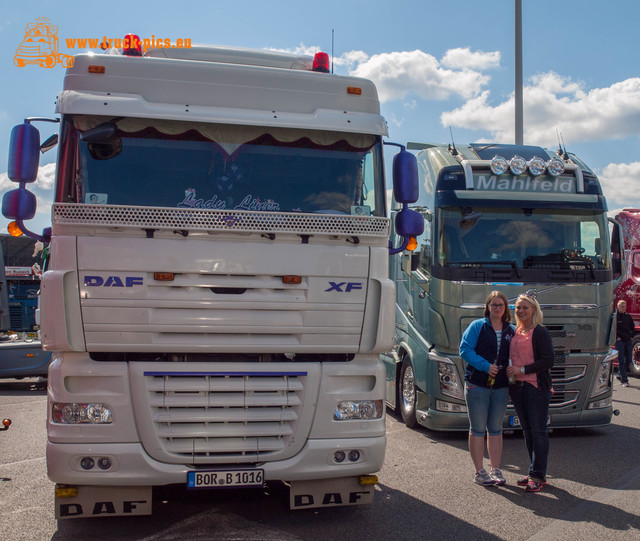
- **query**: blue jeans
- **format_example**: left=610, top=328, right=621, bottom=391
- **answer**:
left=464, top=384, right=509, bottom=437
left=616, top=339, right=632, bottom=383
left=509, top=382, right=551, bottom=482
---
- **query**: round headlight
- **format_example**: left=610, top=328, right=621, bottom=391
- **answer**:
left=509, top=156, right=527, bottom=175
left=547, top=157, right=565, bottom=176
left=528, top=156, right=546, bottom=176
left=490, top=156, right=508, bottom=175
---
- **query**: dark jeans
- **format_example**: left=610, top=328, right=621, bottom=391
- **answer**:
left=616, top=339, right=632, bottom=383
left=509, top=382, right=551, bottom=482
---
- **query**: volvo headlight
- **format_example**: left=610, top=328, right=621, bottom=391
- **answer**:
left=436, top=357, right=464, bottom=400
left=590, top=350, right=615, bottom=398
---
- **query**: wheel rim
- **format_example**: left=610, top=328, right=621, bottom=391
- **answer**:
left=402, top=365, right=415, bottom=412
left=632, top=342, right=640, bottom=370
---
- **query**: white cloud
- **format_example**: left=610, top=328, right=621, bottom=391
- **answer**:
left=441, top=47, right=501, bottom=70
left=270, top=45, right=498, bottom=103
left=441, top=73, right=640, bottom=146
left=599, top=161, right=640, bottom=209
left=350, top=49, right=492, bottom=102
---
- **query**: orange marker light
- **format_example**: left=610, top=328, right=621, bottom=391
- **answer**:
left=347, top=87, right=362, bottom=95
left=154, top=272, right=175, bottom=281
left=282, top=275, right=302, bottom=285
left=406, top=237, right=418, bottom=251
left=88, top=65, right=106, bottom=74
left=7, top=221, right=23, bottom=237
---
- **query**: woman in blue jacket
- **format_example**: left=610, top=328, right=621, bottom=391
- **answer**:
left=459, top=291, right=515, bottom=486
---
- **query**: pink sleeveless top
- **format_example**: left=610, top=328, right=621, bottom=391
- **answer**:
left=510, top=327, right=538, bottom=388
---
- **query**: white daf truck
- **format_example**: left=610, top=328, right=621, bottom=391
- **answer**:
left=3, top=39, right=422, bottom=517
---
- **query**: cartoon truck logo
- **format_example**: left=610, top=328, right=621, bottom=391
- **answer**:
left=14, top=18, right=73, bottom=68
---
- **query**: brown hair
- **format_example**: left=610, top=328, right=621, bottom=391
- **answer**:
left=483, top=291, right=511, bottom=323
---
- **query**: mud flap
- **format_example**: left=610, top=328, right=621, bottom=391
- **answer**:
left=55, top=485, right=152, bottom=519
left=289, top=477, right=376, bottom=509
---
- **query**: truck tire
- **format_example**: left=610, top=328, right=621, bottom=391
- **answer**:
left=399, top=358, right=418, bottom=428
left=630, top=336, right=640, bottom=378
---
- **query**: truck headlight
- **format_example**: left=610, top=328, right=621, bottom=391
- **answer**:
left=590, top=349, right=615, bottom=398
left=52, top=403, right=113, bottom=424
left=334, top=400, right=383, bottom=420
left=436, top=357, right=464, bottom=400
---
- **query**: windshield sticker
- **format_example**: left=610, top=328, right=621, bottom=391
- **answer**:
left=178, top=190, right=281, bottom=211
left=85, top=192, right=108, bottom=204
left=351, top=205, right=371, bottom=216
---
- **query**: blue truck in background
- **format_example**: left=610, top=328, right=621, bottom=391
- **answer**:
left=0, top=234, right=52, bottom=379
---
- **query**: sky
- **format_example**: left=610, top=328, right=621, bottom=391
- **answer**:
left=1, top=0, right=639, bottom=236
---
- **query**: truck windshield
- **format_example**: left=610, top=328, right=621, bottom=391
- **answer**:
left=60, top=116, right=385, bottom=216
left=436, top=207, right=611, bottom=270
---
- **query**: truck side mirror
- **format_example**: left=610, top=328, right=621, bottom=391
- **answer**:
left=2, top=119, right=57, bottom=242
left=386, top=144, right=422, bottom=254
left=392, top=149, right=418, bottom=204
left=8, top=123, right=40, bottom=183
left=2, top=189, right=36, bottom=220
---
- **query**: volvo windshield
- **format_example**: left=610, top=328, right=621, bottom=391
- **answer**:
left=433, top=207, right=611, bottom=280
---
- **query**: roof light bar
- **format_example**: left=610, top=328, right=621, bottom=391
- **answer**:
left=489, top=154, right=566, bottom=177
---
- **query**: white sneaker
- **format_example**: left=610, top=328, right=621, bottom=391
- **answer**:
left=474, top=469, right=496, bottom=486
left=490, top=468, right=506, bottom=486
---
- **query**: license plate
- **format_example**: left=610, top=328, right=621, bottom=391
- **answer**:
left=509, top=415, right=550, bottom=427
left=187, top=469, right=264, bottom=489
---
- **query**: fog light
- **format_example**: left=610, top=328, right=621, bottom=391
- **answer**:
left=547, top=157, right=565, bottom=176
left=97, top=457, right=112, bottom=470
left=509, top=155, right=527, bottom=175
left=490, top=156, right=508, bottom=175
left=528, top=156, right=546, bottom=176
left=348, top=450, right=361, bottom=462
left=80, top=457, right=95, bottom=470
left=334, top=450, right=346, bottom=463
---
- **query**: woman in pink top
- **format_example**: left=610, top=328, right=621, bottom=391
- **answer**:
left=506, top=294, right=554, bottom=492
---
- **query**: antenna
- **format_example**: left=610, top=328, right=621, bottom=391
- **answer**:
left=331, top=29, right=334, bottom=74
left=556, top=129, right=568, bottom=159
left=448, top=127, right=458, bottom=156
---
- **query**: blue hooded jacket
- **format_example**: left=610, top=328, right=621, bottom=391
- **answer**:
left=459, top=317, right=516, bottom=388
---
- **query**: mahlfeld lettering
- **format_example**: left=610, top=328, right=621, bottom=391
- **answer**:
left=474, top=175, right=574, bottom=193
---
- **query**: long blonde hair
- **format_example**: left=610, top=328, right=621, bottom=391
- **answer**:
left=515, top=294, right=543, bottom=328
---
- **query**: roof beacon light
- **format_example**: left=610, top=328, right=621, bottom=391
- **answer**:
left=509, top=155, right=527, bottom=176
left=312, top=52, right=330, bottom=73
left=122, top=34, right=143, bottom=57
left=490, top=156, right=509, bottom=175
left=547, top=157, right=565, bottom=177
left=528, top=156, right=547, bottom=176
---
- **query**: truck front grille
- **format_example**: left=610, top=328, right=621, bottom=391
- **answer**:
left=142, top=370, right=307, bottom=463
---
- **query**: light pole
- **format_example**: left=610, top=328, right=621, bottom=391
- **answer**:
left=515, top=0, right=523, bottom=144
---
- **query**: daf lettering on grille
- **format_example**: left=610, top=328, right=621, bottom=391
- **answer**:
left=84, top=276, right=144, bottom=287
